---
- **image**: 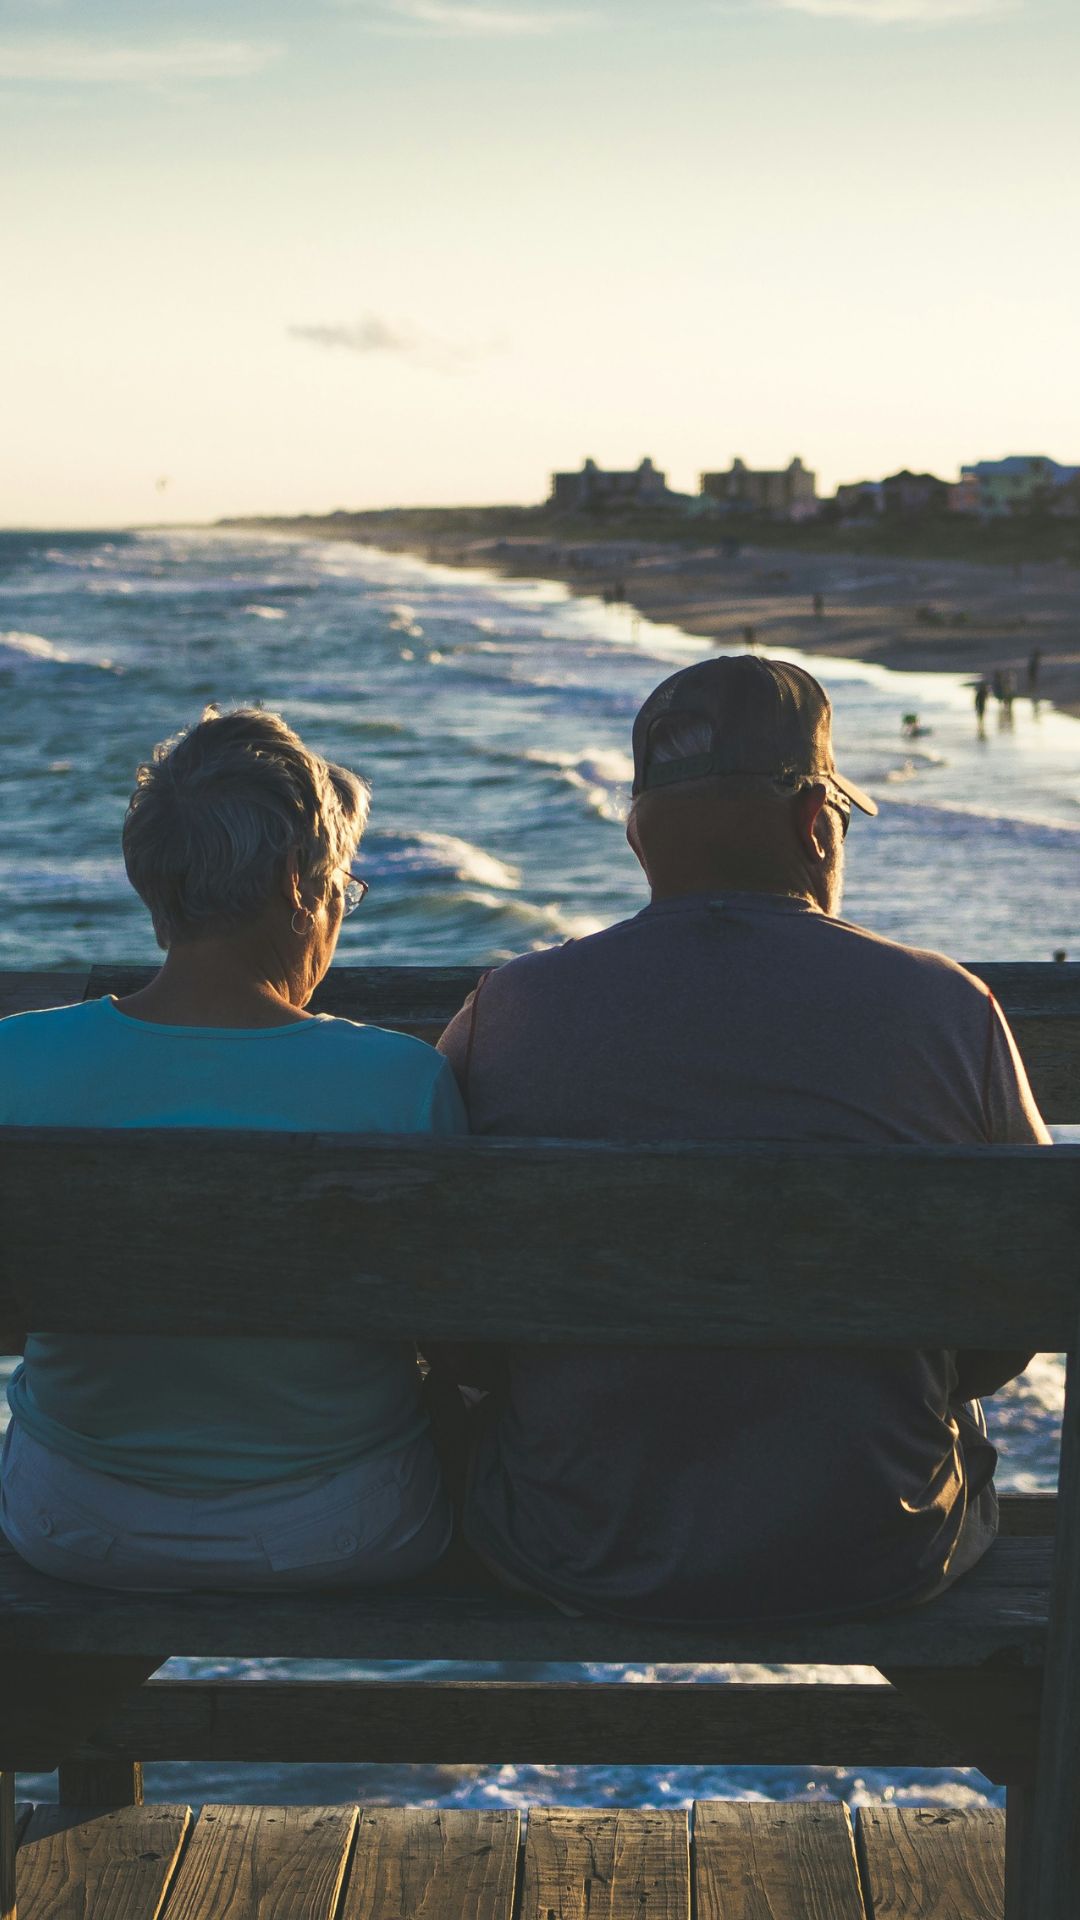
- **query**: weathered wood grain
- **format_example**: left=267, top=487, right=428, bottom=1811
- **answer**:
left=521, top=1808, right=690, bottom=1920
left=997, top=1492, right=1056, bottom=1536
left=56, top=1759, right=143, bottom=1809
left=71, top=1678, right=1006, bottom=1769
left=340, top=1808, right=519, bottom=1920
left=0, top=974, right=88, bottom=1020
left=693, top=1799, right=866, bottom=1920
left=162, top=1806, right=356, bottom=1920
left=855, top=1806, right=1005, bottom=1919
left=1030, top=1336, right=1080, bottom=1913
left=2, top=1129, right=1077, bottom=1347
left=0, top=1533, right=1051, bottom=1669
left=14, top=1803, right=190, bottom=1920
left=0, top=1653, right=161, bottom=1773
left=0, top=1776, right=17, bottom=1920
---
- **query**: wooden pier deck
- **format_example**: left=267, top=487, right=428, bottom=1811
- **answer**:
left=8, top=1800, right=1005, bottom=1919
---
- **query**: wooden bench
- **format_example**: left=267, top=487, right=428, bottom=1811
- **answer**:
left=1, top=962, right=1079, bottom=1918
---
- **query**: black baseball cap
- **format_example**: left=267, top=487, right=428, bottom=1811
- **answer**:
left=631, top=656, right=878, bottom=816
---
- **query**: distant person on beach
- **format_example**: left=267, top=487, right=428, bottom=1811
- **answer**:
left=1028, top=648, right=1042, bottom=700
left=0, top=707, right=462, bottom=1591
left=974, top=680, right=990, bottom=734
left=743, top=623, right=757, bottom=649
left=433, top=656, right=1049, bottom=1623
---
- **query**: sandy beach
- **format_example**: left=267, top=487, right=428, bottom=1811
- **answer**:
left=241, top=518, right=1080, bottom=720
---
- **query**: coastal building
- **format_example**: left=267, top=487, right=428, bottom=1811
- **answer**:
left=834, top=480, right=884, bottom=518
left=880, top=470, right=950, bottom=516
left=957, top=455, right=1080, bottom=516
left=549, top=457, right=671, bottom=512
left=699, top=457, right=818, bottom=520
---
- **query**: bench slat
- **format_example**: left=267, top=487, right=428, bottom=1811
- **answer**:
left=0, top=1536, right=1050, bottom=1669
left=70, top=1678, right=1022, bottom=1771
left=15, top=1803, right=191, bottom=1920
left=161, top=1806, right=356, bottom=1920
left=693, top=1801, right=867, bottom=1920
left=855, top=1806, right=1005, bottom=1920
left=522, top=1809, right=690, bottom=1920
left=341, top=1809, right=519, bottom=1920
left=2, top=1131, right=1077, bottom=1346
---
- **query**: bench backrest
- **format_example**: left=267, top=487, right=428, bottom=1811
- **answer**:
left=2, top=1129, right=1078, bottom=1348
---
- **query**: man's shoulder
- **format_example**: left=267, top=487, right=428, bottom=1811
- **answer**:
left=477, top=919, right=641, bottom=997
left=813, top=913, right=991, bottom=1005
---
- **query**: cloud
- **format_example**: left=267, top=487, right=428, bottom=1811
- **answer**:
left=772, top=0, right=1010, bottom=20
left=0, top=37, right=282, bottom=84
left=288, top=313, right=496, bottom=372
left=373, top=1, right=593, bottom=34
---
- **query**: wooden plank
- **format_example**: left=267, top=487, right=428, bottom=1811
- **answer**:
left=57, top=1760, right=142, bottom=1807
left=1, top=1775, right=15, bottom=1920
left=0, top=1653, right=161, bottom=1773
left=69, top=1678, right=1016, bottom=1770
left=0, top=1533, right=1052, bottom=1667
left=521, top=1808, right=689, bottom=1920
left=15, top=1803, right=190, bottom=1920
left=856, top=1806, right=1005, bottom=1918
left=693, top=1800, right=866, bottom=1920
left=1029, top=1334, right=1080, bottom=1913
left=162, top=1805, right=356, bottom=1920
left=65, top=959, right=1080, bottom=1021
left=0, top=973, right=88, bottom=1020
left=2, top=1130, right=1078, bottom=1347
left=998, top=1492, right=1056, bottom=1536
left=341, top=1808, right=519, bottom=1920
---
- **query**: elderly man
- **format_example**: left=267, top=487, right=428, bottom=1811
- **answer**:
left=437, top=656, right=1049, bottom=1622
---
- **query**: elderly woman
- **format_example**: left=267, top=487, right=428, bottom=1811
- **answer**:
left=0, top=706, right=463, bottom=1590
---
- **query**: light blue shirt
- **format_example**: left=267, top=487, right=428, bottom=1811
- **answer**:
left=0, top=996, right=466, bottom=1492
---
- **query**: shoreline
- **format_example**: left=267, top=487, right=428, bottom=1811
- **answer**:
left=222, top=516, right=1080, bottom=720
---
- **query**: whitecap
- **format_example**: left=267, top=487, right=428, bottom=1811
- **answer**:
left=243, top=604, right=287, bottom=621
left=0, top=630, right=70, bottom=664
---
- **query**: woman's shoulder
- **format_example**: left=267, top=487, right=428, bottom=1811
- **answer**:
left=308, top=1015, right=448, bottom=1075
left=0, top=997, right=107, bottom=1054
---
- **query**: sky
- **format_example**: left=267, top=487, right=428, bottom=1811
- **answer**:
left=2, top=0, right=1078, bottom=526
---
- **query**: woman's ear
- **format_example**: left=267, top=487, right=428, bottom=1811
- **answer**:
left=280, top=852, right=305, bottom=912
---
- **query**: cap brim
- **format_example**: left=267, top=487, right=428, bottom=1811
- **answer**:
left=831, top=772, right=878, bottom=817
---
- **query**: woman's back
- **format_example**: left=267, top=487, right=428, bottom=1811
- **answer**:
left=1, top=997, right=462, bottom=1490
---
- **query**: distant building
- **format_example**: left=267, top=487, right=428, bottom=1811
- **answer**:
left=700, top=457, right=818, bottom=520
left=834, top=480, right=884, bottom=518
left=880, top=470, right=950, bottom=516
left=549, top=457, right=671, bottom=512
left=946, top=472, right=982, bottom=515
left=958, top=455, right=1080, bottom=516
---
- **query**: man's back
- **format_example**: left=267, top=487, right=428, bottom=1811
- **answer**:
left=438, top=892, right=1046, bottom=1620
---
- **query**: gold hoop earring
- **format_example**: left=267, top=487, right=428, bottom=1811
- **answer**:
left=291, top=907, right=313, bottom=936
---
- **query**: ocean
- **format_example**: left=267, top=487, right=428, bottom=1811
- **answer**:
left=1, top=524, right=1075, bottom=1814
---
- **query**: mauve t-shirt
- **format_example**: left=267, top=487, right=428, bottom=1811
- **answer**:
left=437, top=892, right=1049, bottom=1622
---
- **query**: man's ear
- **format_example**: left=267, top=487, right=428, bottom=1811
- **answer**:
left=792, top=783, right=830, bottom=865
left=626, top=802, right=651, bottom=881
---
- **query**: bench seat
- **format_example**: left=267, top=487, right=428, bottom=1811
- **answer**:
left=0, top=1533, right=1051, bottom=1668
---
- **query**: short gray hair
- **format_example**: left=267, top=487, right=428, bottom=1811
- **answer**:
left=123, top=706, right=371, bottom=945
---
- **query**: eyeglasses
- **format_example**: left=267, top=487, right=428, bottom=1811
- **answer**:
left=337, top=870, right=370, bottom=917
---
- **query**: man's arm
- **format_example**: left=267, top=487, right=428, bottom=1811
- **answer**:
left=955, top=993, right=1051, bottom=1403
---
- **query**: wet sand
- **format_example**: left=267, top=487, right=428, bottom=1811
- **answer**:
left=270, top=521, right=1080, bottom=719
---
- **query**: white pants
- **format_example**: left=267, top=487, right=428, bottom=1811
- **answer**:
left=0, top=1421, right=452, bottom=1592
